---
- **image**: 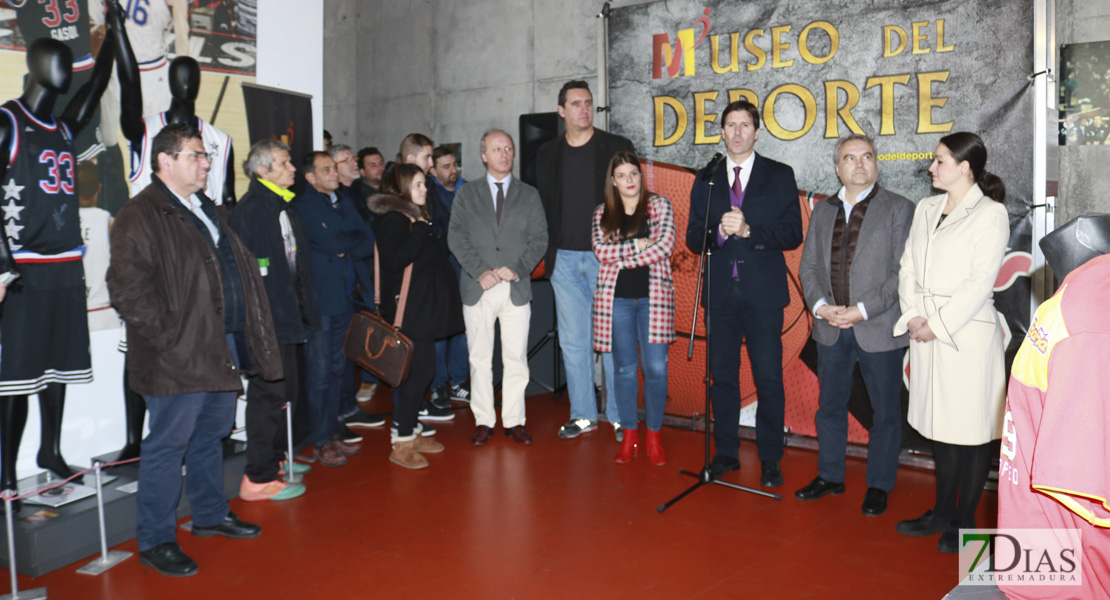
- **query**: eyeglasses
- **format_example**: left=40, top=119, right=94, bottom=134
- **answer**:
left=174, top=151, right=211, bottom=162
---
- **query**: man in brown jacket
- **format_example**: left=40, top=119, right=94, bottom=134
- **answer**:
left=107, top=123, right=282, bottom=578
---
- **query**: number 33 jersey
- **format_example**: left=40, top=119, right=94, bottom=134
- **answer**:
left=1, top=99, right=83, bottom=260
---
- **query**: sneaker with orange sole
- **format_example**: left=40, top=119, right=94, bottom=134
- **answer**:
left=239, top=476, right=306, bottom=501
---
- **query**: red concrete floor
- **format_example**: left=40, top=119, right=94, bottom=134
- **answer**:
left=9, top=391, right=993, bottom=599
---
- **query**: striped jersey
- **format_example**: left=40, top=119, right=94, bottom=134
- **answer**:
left=128, top=112, right=231, bottom=203
left=1, top=99, right=84, bottom=262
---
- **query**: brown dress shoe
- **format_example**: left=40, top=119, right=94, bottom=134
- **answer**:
left=313, top=442, right=347, bottom=467
left=504, top=425, right=533, bottom=445
left=332, top=435, right=361, bottom=455
left=471, top=425, right=493, bottom=445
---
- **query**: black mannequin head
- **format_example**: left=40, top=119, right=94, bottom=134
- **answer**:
left=1040, top=214, right=1110, bottom=279
left=26, top=38, right=73, bottom=94
left=168, top=56, right=201, bottom=103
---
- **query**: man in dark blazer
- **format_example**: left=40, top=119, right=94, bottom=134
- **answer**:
left=686, top=100, right=802, bottom=487
left=449, top=129, right=548, bottom=445
left=795, top=135, right=913, bottom=516
left=535, top=80, right=634, bottom=440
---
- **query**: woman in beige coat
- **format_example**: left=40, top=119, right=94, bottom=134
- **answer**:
left=892, top=132, right=1008, bottom=554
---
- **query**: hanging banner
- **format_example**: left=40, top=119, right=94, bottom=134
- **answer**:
left=242, top=82, right=313, bottom=190
left=610, top=0, right=1035, bottom=448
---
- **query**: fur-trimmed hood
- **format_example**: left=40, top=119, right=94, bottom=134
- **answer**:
left=368, top=193, right=424, bottom=220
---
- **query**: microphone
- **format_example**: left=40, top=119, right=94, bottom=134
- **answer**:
left=700, top=152, right=725, bottom=181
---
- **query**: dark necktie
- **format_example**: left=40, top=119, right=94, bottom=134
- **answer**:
left=730, top=166, right=745, bottom=278
left=495, top=182, right=504, bottom=225
left=731, top=165, right=745, bottom=208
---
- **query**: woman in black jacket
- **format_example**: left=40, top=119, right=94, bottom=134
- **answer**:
left=369, top=164, right=464, bottom=468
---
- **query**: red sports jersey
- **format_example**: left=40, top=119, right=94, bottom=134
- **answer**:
left=997, top=254, right=1110, bottom=599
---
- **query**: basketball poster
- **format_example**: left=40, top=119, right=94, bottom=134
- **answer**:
left=611, top=0, right=1036, bottom=450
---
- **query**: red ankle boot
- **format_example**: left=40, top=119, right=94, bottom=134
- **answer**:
left=615, top=429, right=639, bottom=463
left=646, top=429, right=666, bottom=466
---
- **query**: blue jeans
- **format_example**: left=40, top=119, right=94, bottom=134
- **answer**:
left=550, top=249, right=617, bottom=424
left=305, top=310, right=351, bottom=448
left=611, top=297, right=668, bottom=430
left=814, top=327, right=903, bottom=490
left=433, top=331, right=469, bottom=389
left=433, top=258, right=469, bottom=390
left=136, top=334, right=238, bottom=551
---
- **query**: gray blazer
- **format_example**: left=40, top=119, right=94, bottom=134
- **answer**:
left=449, top=175, right=548, bottom=306
left=799, top=185, right=914, bottom=352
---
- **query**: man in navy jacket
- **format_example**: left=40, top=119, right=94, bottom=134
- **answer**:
left=686, top=101, right=802, bottom=488
left=293, top=151, right=376, bottom=466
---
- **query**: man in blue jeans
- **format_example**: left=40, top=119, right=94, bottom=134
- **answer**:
left=536, top=81, right=634, bottom=440
left=293, top=152, right=376, bottom=465
left=428, top=145, right=470, bottom=407
left=107, top=124, right=283, bottom=577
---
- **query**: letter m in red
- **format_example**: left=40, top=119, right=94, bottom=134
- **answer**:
left=653, top=29, right=696, bottom=79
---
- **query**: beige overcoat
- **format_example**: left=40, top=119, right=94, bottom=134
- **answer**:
left=893, top=184, right=1008, bottom=445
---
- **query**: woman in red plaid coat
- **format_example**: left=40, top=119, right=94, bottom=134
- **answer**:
left=591, top=151, right=676, bottom=466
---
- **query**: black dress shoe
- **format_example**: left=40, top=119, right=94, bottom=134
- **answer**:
left=191, top=512, right=261, bottom=539
left=707, top=455, right=740, bottom=480
left=139, top=542, right=198, bottom=577
left=794, top=476, right=845, bottom=501
left=471, top=425, right=493, bottom=446
left=861, top=488, right=888, bottom=516
left=504, top=425, right=533, bottom=445
left=895, top=510, right=947, bottom=537
left=937, top=525, right=959, bottom=554
left=760, top=461, right=783, bottom=487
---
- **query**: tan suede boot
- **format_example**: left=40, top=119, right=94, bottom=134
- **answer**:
left=414, top=436, right=445, bottom=453
left=389, top=439, right=429, bottom=469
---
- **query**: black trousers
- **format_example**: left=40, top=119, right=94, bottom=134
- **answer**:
left=708, top=279, right=786, bottom=463
left=244, top=343, right=300, bottom=483
left=394, top=339, right=434, bottom=438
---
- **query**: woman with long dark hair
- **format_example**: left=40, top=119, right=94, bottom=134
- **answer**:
left=893, top=132, right=1009, bottom=553
left=591, top=152, right=676, bottom=465
left=368, top=164, right=463, bottom=469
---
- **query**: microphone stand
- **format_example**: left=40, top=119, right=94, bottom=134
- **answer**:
left=658, top=157, right=781, bottom=513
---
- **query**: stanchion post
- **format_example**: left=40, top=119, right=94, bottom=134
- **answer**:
left=284, top=402, right=295, bottom=484
left=1, top=490, right=47, bottom=600
left=75, top=462, right=131, bottom=576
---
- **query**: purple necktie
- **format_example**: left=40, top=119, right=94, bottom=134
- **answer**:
left=731, top=165, right=745, bottom=208
left=715, top=166, right=748, bottom=277
left=495, top=182, right=504, bottom=225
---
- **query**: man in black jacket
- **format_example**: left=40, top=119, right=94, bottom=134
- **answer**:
left=535, top=80, right=634, bottom=440
left=229, top=139, right=319, bottom=501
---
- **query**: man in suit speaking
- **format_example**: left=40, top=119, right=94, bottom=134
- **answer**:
left=449, top=129, right=548, bottom=446
left=795, top=135, right=914, bottom=517
left=686, top=100, right=802, bottom=487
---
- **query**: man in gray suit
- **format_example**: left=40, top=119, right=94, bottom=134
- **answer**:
left=795, top=134, right=914, bottom=516
left=449, top=129, right=548, bottom=446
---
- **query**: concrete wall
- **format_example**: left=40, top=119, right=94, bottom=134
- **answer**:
left=324, top=0, right=1110, bottom=220
left=324, top=0, right=602, bottom=178
left=1056, top=0, right=1110, bottom=224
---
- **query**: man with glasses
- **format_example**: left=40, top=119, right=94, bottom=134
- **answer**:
left=108, top=123, right=282, bottom=577
left=325, top=143, right=385, bottom=431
